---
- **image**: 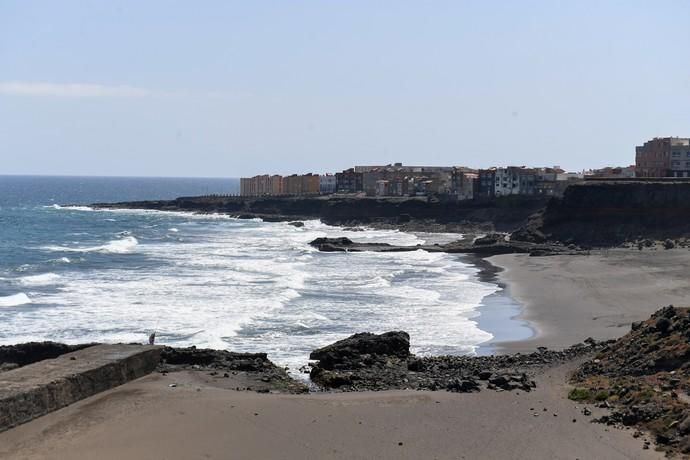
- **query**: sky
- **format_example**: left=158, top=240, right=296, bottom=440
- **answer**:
left=1, top=1, right=689, bottom=177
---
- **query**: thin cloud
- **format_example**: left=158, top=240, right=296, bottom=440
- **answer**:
left=0, top=81, right=249, bottom=100
left=0, top=81, right=158, bottom=98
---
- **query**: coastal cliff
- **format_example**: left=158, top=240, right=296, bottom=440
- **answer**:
left=514, top=181, right=690, bottom=246
left=94, top=195, right=549, bottom=232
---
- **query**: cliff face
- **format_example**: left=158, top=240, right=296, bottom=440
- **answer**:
left=519, top=182, right=690, bottom=245
left=96, top=195, right=548, bottom=232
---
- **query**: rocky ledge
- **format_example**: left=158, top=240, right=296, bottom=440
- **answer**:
left=158, top=346, right=308, bottom=393
left=309, top=234, right=582, bottom=256
left=309, top=331, right=607, bottom=392
left=570, top=305, right=690, bottom=456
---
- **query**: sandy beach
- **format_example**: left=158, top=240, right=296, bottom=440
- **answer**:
left=490, top=248, right=690, bottom=353
left=0, top=362, right=661, bottom=460
left=2, top=249, right=689, bottom=459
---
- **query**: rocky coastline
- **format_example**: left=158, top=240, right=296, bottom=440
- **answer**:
left=89, top=194, right=548, bottom=235
left=3, top=306, right=688, bottom=454
left=88, top=181, right=690, bottom=251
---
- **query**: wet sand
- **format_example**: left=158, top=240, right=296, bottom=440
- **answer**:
left=0, top=362, right=661, bottom=460
left=489, top=248, right=690, bottom=353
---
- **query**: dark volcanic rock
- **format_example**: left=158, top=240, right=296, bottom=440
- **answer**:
left=473, top=233, right=505, bottom=246
left=512, top=181, right=690, bottom=246
left=572, top=305, right=690, bottom=456
left=310, top=332, right=410, bottom=370
left=310, top=331, right=604, bottom=392
left=159, top=346, right=307, bottom=393
left=160, top=346, right=271, bottom=371
left=288, top=221, right=305, bottom=228
left=309, top=237, right=355, bottom=251
left=92, top=195, right=549, bottom=234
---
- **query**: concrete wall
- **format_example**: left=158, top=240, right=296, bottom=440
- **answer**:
left=0, top=344, right=162, bottom=432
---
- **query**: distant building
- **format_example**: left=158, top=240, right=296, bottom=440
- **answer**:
left=450, top=167, right=478, bottom=200
left=495, top=167, right=537, bottom=196
left=585, top=166, right=636, bottom=179
left=534, top=169, right=559, bottom=196
left=357, top=163, right=453, bottom=196
left=476, top=168, right=496, bottom=198
left=240, top=173, right=318, bottom=196
left=319, top=174, right=336, bottom=194
left=283, top=174, right=301, bottom=195
left=636, top=137, right=690, bottom=178
left=301, top=173, right=320, bottom=195
left=335, top=168, right=364, bottom=194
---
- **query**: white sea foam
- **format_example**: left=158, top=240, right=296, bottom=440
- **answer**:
left=49, top=204, right=95, bottom=212
left=0, top=293, right=31, bottom=307
left=19, top=273, right=61, bottom=286
left=3, top=216, right=501, bottom=370
left=168, top=228, right=179, bottom=232
left=42, top=236, right=139, bottom=254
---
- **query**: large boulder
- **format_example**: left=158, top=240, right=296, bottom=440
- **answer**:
left=309, top=331, right=410, bottom=370
left=309, top=237, right=354, bottom=247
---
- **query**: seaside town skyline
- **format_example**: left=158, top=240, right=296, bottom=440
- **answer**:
left=239, top=136, right=689, bottom=198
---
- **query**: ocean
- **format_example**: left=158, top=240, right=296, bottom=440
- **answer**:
left=0, top=175, right=529, bottom=372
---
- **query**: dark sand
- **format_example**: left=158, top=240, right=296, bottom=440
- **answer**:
left=489, top=248, right=690, bottom=353
left=0, top=362, right=661, bottom=460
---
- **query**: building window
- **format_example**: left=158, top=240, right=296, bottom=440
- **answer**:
left=673, top=152, right=681, bottom=157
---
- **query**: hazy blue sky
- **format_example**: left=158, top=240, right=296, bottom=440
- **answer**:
left=1, top=1, right=689, bottom=177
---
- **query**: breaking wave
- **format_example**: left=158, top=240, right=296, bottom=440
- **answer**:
left=0, top=293, right=32, bottom=307
left=42, top=236, right=139, bottom=254
left=18, top=273, right=61, bottom=286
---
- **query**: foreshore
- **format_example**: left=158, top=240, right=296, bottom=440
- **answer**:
left=0, top=361, right=662, bottom=460
left=487, top=248, right=690, bottom=353
left=2, top=247, right=688, bottom=458
left=8, top=201, right=684, bottom=457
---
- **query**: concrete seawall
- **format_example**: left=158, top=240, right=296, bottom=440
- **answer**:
left=0, top=344, right=162, bottom=432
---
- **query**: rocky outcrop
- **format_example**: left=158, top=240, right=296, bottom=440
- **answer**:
left=308, top=236, right=580, bottom=256
left=571, top=305, right=690, bottom=456
left=513, top=181, right=690, bottom=246
left=309, top=332, right=410, bottom=371
left=159, top=346, right=308, bottom=394
left=309, top=331, right=606, bottom=392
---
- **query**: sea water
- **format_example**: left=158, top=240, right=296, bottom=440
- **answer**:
left=0, top=175, right=524, bottom=372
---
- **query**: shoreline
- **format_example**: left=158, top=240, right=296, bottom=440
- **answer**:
left=487, top=248, right=690, bottom=353
left=467, top=254, right=534, bottom=355
left=60, top=203, right=684, bottom=360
